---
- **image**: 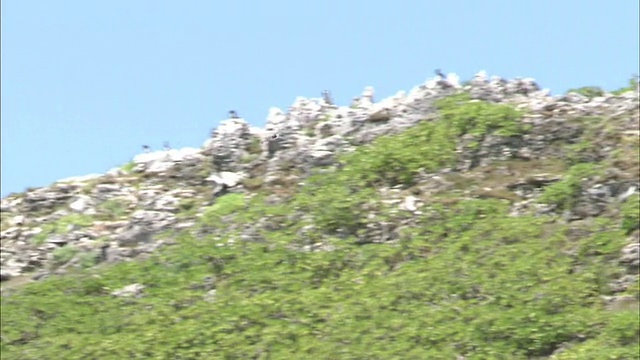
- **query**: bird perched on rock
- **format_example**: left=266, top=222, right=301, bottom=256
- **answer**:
left=434, top=69, right=453, bottom=88
left=229, top=110, right=240, bottom=119
left=142, top=145, right=151, bottom=153
left=266, top=132, right=281, bottom=158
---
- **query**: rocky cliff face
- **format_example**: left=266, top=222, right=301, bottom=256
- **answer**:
left=1, top=71, right=638, bottom=296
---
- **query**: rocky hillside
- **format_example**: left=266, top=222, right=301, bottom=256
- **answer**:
left=1, top=72, right=639, bottom=359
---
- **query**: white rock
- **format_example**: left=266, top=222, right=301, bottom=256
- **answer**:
left=0, top=227, right=21, bottom=240
left=401, top=196, right=419, bottom=212
left=69, top=195, right=95, bottom=213
left=205, top=172, right=243, bottom=188
left=619, top=186, right=637, bottom=202
left=11, top=215, right=26, bottom=226
left=111, top=283, right=145, bottom=298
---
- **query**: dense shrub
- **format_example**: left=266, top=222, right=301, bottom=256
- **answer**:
left=538, top=163, right=599, bottom=210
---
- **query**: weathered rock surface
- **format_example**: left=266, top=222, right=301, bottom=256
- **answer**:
left=1, top=71, right=638, bottom=296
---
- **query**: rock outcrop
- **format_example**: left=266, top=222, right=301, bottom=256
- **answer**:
left=1, top=71, right=638, bottom=298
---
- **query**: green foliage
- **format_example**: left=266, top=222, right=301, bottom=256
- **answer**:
left=611, top=76, right=639, bottom=95
left=435, top=93, right=527, bottom=139
left=77, top=252, right=98, bottom=269
left=31, top=214, right=95, bottom=245
left=96, top=199, right=129, bottom=220
left=240, top=153, right=259, bottom=163
left=51, top=246, right=79, bottom=267
left=120, top=161, right=136, bottom=173
left=294, top=171, right=379, bottom=234
left=620, top=194, right=640, bottom=234
left=564, top=138, right=599, bottom=165
left=176, top=198, right=199, bottom=218
left=1, top=91, right=635, bottom=359
left=538, top=163, right=599, bottom=210
left=246, top=137, right=263, bottom=155
left=199, top=193, right=246, bottom=227
left=80, top=179, right=100, bottom=195
left=554, top=311, right=640, bottom=359
left=327, top=94, right=526, bottom=189
left=2, top=198, right=633, bottom=359
left=341, top=120, right=457, bottom=187
left=566, top=86, right=605, bottom=98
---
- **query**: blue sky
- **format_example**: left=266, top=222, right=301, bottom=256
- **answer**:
left=2, top=0, right=639, bottom=197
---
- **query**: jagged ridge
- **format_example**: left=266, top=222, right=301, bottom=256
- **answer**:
left=1, top=71, right=639, bottom=359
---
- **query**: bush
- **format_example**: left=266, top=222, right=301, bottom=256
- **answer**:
left=96, top=199, right=129, bottom=220
left=294, top=171, right=378, bottom=234
left=199, top=193, right=246, bottom=227
left=120, top=161, right=136, bottom=173
left=52, top=246, right=79, bottom=266
left=621, top=194, right=640, bottom=234
left=342, top=120, right=457, bottom=187
left=538, top=163, right=599, bottom=210
left=566, top=86, right=605, bottom=98
left=31, top=214, right=95, bottom=245
left=611, top=76, right=639, bottom=95
left=435, top=93, right=527, bottom=138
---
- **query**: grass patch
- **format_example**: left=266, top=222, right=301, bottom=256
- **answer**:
left=120, top=161, right=136, bottom=173
left=198, top=193, right=246, bottom=228
left=51, top=246, right=79, bottom=267
left=95, top=199, right=130, bottom=221
left=620, top=194, right=640, bottom=234
left=30, top=214, right=95, bottom=245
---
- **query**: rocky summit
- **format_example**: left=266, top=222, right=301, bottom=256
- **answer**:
left=1, top=72, right=639, bottom=359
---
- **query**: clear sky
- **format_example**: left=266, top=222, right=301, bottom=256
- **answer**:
left=1, top=0, right=639, bottom=197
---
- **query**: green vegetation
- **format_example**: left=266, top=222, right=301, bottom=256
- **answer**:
left=566, top=86, right=605, bottom=98
left=435, top=93, right=527, bottom=138
left=176, top=198, right=199, bottom=218
left=120, top=161, right=136, bottom=173
left=2, top=92, right=637, bottom=359
left=2, top=197, right=636, bottom=359
left=246, top=137, right=263, bottom=155
left=77, top=251, right=99, bottom=269
left=241, top=153, right=260, bottom=164
left=199, top=193, right=247, bottom=228
left=611, top=76, right=639, bottom=95
left=51, top=246, right=79, bottom=267
left=336, top=93, right=526, bottom=188
left=96, top=199, right=130, bottom=221
left=538, top=163, right=600, bottom=210
left=621, top=194, right=640, bottom=234
left=30, top=214, right=95, bottom=245
left=567, top=77, right=638, bottom=97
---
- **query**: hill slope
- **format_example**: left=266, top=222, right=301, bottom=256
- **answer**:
left=1, top=72, right=639, bottom=359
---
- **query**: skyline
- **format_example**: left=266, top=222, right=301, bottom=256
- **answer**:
left=2, top=0, right=639, bottom=196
